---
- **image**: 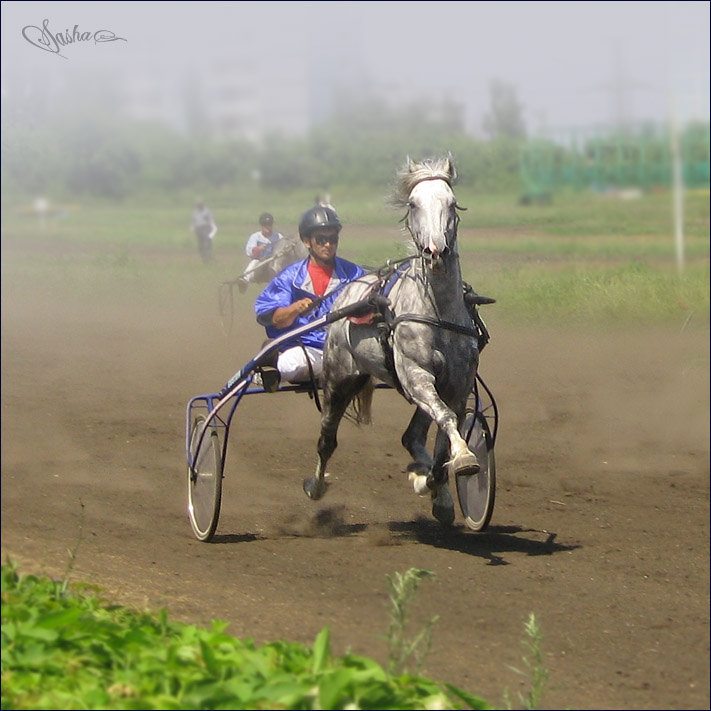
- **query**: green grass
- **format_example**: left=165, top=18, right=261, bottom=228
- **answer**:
left=456, top=188, right=710, bottom=237
left=1, top=561, right=492, bottom=711
left=3, top=185, right=709, bottom=242
left=504, top=614, right=549, bottom=711
left=465, top=261, right=709, bottom=326
left=1, top=187, right=708, bottom=328
left=384, top=569, right=439, bottom=677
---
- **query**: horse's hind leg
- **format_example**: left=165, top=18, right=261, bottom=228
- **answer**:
left=303, top=375, right=369, bottom=500
left=401, top=407, right=434, bottom=495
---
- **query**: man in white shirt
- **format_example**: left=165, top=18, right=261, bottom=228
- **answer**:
left=238, top=212, right=284, bottom=292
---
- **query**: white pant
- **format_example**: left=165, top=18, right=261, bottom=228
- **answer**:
left=242, top=259, right=262, bottom=283
left=277, top=345, right=323, bottom=383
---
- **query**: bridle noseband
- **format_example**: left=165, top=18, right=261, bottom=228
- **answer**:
left=402, top=178, right=464, bottom=262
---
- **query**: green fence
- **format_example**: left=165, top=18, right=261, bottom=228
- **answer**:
left=520, top=122, right=710, bottom=196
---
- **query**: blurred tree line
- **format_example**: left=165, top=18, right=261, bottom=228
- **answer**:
left=2, top=77, right=707, bottom=201
left=0, top=77, right=528, bottom=200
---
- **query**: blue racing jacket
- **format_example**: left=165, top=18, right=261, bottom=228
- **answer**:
left=254, top=257, right=366, bottom=350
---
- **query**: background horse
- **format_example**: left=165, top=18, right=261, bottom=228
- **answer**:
left=303, top=156, right=480, bottom=525
left=243, top=233, right=308, bottom=285
left=219, top=234, right=308, bottom=335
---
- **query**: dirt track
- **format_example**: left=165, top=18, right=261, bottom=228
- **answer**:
left=1, top=238, right=709, bottom=710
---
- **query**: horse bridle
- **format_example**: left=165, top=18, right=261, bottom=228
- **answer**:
left=401, top=192, right=465, bottom=262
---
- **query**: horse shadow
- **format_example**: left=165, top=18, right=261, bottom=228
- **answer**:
left=211, top=510, right=579, bottom=566
left=387, top=518, right=580, bottom=565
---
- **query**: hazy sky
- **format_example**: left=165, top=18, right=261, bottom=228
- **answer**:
left=2, top=0, right=709, bottom=134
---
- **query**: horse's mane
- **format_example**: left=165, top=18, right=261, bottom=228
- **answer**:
left=388, top=156, right=458, bottom=208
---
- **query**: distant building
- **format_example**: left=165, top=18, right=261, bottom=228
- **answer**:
left=121, top=46, right=310, bottom=142
left=2, top=27, right=466, bottom=142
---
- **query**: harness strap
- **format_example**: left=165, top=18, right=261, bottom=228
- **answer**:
left=299, top=343, right=322, bottom=412
left=375, top=313, right=479, bottom=401
left=381, top=260, right=412, bottom=296
left=350, top=262, right=479, bottom=398
left=375, top=321, right=406, bottom=399
left=389, top=313, right=479, bottom=338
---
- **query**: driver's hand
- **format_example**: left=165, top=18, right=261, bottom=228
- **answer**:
left=293, top=297, right=314, bottom=315
left=271, top=297, right=315, bottom=329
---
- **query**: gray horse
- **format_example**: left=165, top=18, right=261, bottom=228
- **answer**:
left=241, top=233, right=309, bottom=286
left=303, top=156, right=480, bottom=525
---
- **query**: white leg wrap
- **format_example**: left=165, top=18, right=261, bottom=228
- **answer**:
left=409, top=471, right=430, bottom=496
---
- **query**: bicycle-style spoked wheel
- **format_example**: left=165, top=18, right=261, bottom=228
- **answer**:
left=218, top=282, right=234, bottom=336
left=187, top=415, right=223, bottom=541
left=456, top=409, right=496, bottom=531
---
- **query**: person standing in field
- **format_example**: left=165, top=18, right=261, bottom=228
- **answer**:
left=191, top=199, right=217, bottom=263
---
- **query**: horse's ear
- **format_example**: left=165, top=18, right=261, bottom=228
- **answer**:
left=406, top=155, right=415, bottom=173
left=446, top=152, right=457, bottom=182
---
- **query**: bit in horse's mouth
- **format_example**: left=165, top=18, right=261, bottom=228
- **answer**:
left=423, top=248, right=448, bottom=272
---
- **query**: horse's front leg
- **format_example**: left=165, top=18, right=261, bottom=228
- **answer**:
left=400, top=368, right=479, bottom=483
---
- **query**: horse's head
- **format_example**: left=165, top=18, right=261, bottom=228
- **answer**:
left=272, top=233, right=309, bottom=271
left=392, top=155, right=465, bottom=265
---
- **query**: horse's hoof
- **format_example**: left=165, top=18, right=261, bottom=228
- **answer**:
left=303, top=476, right=328, bottom=500
left=406, top=461, right=430, bottom=477
left=408, top=471, right=430, bottom=496
left=432, top=486, right=455, bottom=526
left=450, top=451, right=480, bottom=477
left=432, top=502, right=455, bottom=526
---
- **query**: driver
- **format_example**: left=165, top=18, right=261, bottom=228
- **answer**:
left=253, top=205, right=365, bottom=391
left=237, top=212, right=284, bottom=293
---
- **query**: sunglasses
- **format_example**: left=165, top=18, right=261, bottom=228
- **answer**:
left=313, top=234, right=339, bottom=246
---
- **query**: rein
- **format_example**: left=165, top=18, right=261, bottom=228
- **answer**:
left=350, top=251, right=478, bottom=338
left=301, top=255, right=416, bottom=315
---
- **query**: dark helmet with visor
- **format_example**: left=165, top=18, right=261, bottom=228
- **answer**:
left=298, top=205, right=341, bottom=240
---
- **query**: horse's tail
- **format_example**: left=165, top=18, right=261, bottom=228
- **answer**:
left=346, top=376, right=374, bottom=425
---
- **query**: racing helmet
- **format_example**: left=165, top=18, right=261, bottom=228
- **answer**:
left=259, top=212, right=274, bottom=227
left=298, top=205, right=341, bottom=240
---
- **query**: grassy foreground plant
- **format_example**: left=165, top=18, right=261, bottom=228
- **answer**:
left=1, top=560, right=491, bottom=710
left=385, top=568, right=439, bottom=677
left=504, top=613, right=549, bottom=710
